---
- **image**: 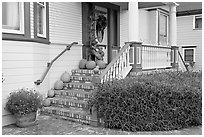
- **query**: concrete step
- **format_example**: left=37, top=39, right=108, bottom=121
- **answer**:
left=54, top=89, right=93, bottom=101
left=63, top=82, right=95, bottom=90
left=47, top=96, right=89, bottom=110
left=42, top=106, right=96, bottom=125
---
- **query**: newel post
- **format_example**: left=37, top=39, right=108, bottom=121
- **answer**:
left=90, top=76, right=101, bottom=127
left=127, top=41, right=143, bottom=75
left=171, top=46, right=179, bottom=69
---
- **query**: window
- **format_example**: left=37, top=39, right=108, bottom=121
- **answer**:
left=158, top=11, right=168, bottom=46
left=2, top=2, right=24, bottom=34
left=194, top=15, right=202, bottom=29
left=183, top=48, right=195, bottom=62
left=34, top=2, right=49, bottom=43
left=36, top=2, right=46, bottom=37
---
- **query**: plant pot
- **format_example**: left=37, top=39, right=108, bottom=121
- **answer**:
left=15, top=112, right=37, bottom=128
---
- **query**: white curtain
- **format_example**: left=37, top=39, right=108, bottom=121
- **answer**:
left=2, top=2, right=20, bottom=30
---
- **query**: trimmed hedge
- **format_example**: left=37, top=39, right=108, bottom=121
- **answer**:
left=89, top=71, right=202, bottom=131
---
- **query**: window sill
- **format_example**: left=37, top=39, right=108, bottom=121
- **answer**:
left=2, top=36, right=50, bottom=44
left=193, top=28, right=202, bottom=30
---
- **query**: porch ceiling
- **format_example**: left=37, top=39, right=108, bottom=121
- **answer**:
left=112, top=2, right=166, bottom=10
left=138, top=2, right=165, bottom=9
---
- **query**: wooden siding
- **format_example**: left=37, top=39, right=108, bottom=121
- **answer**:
left=120, top=10, right=129, bottom=46
left=177, top=15, right=202, bottom=71
left=49, top=2, right=82, bottom=44
left=139, top=9, right=150, bottom=44
left=2, top=2, right=83, bottom=126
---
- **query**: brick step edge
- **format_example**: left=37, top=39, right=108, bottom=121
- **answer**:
left=71, top=69, right=103, bottom=76
left=47, top=97, right=89, bottom=110
left=42, top=107, right=98, bottom=126
left=64, top=83, right=95, bottom=90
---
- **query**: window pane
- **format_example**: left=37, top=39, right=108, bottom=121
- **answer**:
left=184, top=49, right=194, bottom=62
left=159, top=14, right=167, bottom=36
left=37, top=4, right=44, bottom=34
left=2, top=2, right=20, bottom=30
left=195, top=17, right=202, bottom=29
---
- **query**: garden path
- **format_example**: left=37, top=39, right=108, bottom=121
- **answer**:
left=2, top=115, right=202, bottom=135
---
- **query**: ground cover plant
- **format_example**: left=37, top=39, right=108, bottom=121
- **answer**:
left=89, top=71, right=202, bottom=132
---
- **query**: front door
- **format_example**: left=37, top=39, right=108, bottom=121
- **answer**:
left=82, top=2, right=120, bottom=63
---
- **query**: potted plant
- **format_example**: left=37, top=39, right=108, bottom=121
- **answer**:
left=6, top=88, right=42, bottom=128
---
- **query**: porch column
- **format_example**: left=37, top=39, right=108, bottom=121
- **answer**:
left=128, top=2, right=142, bottom=74
left=168, top=2, right=179, bottom=69
left=128, top=2, right=139, bottom=42
left=169, top=2, right=178, bottom=46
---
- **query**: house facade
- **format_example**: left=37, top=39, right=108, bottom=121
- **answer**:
left=176, top=2, right=202, bottom=71
left=2, top=2, right=179, bottom=126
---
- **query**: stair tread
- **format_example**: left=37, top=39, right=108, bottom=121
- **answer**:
left=54, top=89, right=94, bottom=94
left=48, top=96, right=88, bottom=103
left=65, top=82, right=94, bottom=86
left=43, top=106, right=90, bottom=116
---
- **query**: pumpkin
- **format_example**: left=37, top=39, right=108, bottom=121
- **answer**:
left=47, top=89, right=55, bottom=97
left=86, top=61, right=96, bottom=70
left=79, top=59, right=87, bottom=69
left=43, top=99, right=51, bottom=107
left=96, top=60, right=106, bottom=69
left=54, top=80, right=64, bottom=90
left=60, top=71, right=71, bottom=83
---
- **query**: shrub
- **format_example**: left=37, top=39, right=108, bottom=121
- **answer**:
left=89, top=71, right=202, bottom=131
left=6, top=88, right=43, bottom=116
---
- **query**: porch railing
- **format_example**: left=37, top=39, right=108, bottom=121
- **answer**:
left=93, top=42, right=132, bottom=84
left=142, top=45, right=172, bottom=70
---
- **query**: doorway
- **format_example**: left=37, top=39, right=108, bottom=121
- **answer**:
left=82, top=2, right=120, bottom=63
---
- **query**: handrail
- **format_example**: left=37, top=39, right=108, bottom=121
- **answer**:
left=97, top=42, right=132, bottom=83
left=34, top=42, right=78, bottom=85
left=178, top=51, right=189, bottom=72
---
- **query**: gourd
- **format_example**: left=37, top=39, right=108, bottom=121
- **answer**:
left=43, top=99, right=51, bottom=107
left=60, top=71, right=71, bottom=83
left=47, top=89, right=55, bottom=98
left=86, top=61, right=96, bottom=70
left=96, top=60, right=106, bottom=69
left=54, top=80, right=64, bottom=90
left=79, top=59, right=87, bottom=69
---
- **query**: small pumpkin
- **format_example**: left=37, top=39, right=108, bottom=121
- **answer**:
left=60, top=71, right=71, bottom=83
left=96, top=60, right=106, bottom=69
left=43, top=99, right=51, bottom=107
left=47, top=89, right=55, bottom=98
left=86, top=61, right=96, bottom=70
left=79, top=59, right=87, bottom=69
left=54, top=80, right=64, bottom=90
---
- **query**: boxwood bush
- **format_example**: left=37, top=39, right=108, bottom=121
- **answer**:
left=89, top=71, right=202, bottom=131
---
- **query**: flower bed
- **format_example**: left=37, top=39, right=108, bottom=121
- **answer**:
left=89, top=71, right=202, bottom=131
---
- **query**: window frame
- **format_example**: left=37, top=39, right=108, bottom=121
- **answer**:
left=33, top=2, right=49, bottom=44
left=193, top=15, right=202, bottom=30
left=182, top=47, right=196, bottom=63
left=2, top=2, right=24, bottom=34
left=2, top=2, right=31, bottom=40
left=158, top=9, right=169, bottom=46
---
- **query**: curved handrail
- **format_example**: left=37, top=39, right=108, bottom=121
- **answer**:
left=34, top=42, right=78, bottom=85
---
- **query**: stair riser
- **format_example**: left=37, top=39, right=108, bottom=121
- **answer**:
left=71, top=69, right=102, bottom=76
left=70, top=76, right=92, bottom=83
left=54, top=90, right=93, bottom=101
left=55, top=95, right=90, bottom=101
left=42, top=109, right=92, bottom=125
left=64, top=83, right=95, bottom=90
left=49, top=99, right=89, bottom=110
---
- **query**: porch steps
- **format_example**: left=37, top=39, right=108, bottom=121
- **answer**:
left=42, top=69, right=99, bottom=126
